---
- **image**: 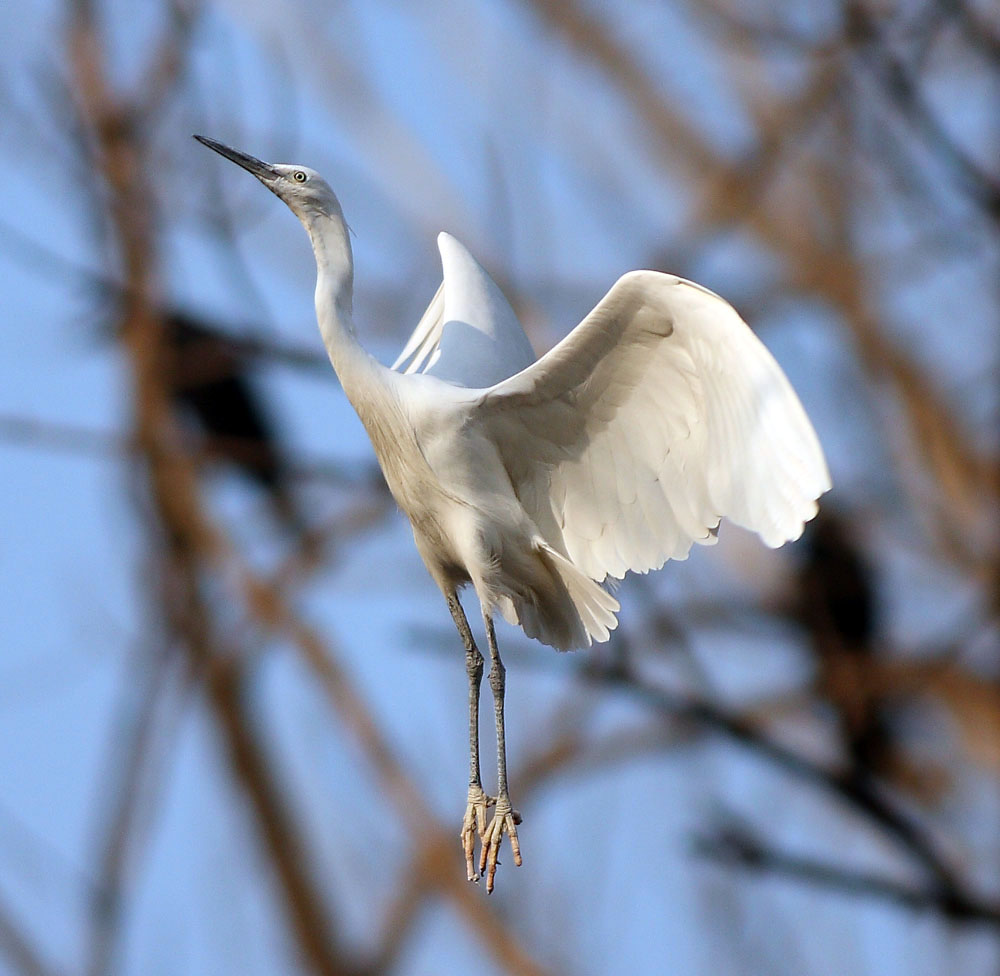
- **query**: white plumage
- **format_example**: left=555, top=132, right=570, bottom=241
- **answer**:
left=394, top=244, right=830, bottom=649
left=195, top=135, right=831, bottom=891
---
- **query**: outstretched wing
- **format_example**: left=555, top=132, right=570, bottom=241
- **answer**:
left=476, top=271, right=831, bottom=582
left=392, top=233, right=536, bottom=388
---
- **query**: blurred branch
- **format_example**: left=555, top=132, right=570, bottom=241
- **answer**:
left=0, top=212, right=330, bottom=374
left=695, top=59, right=841, bottom=230
left=64, top=2, right=357, bottom=972
left=202, top=653, right=355, bottom=976
left=522, top=0, right=716, bottom=173
left=0, top=415, right=128, bottom=457
left=0, top=889, right=62, bottom=976
left=236, top=570, right=558, bottom=976
left=84, top=648, right=183, bottom=976
left=800, top=240, right=995, bottom=578
left=516, top=723, right=692, bottom=799
left=847, top=2, right=1000, bottom=219
left=940, top=0, right=1000, bottom=60
left=696, top=817, right=1000, bottom=924
left=876, top=658, right=1000, bottom=777
left=0, top=413, right=375, bottom=488
left=584, top=660, right=974, bottom=905
left=692, top=0, right=839, bottom=53
left=135, top=0, right=197, bottom=124
left=529, top=0, right=996, bottom=578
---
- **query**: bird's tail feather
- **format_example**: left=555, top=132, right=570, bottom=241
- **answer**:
left=506, top=541, right=619, bottom=651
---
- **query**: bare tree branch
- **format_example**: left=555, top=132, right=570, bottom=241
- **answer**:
left=0, top=889, right=63, bottom=976
left=847, top=1, right=1000, bottom=219
left=64, top=3, right=357, bottom=971
left=583, top=661, right=970, bottom=899
left=696, top=817, right=1000, bottom=924
left=84, top=649, right=180, bottom=976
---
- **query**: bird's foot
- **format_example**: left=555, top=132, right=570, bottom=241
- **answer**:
left=461, top=784, right=494, bottom=882
left=479, top=795, right=522, bottom=893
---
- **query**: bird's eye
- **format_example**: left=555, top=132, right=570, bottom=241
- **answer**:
left=292, top=171, right=307, bottom=183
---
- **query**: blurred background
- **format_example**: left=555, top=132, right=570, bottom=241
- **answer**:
left=0, top=0, right=998, bottom=973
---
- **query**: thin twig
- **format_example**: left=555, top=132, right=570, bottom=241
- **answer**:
left=84, top=648, right=182, bottom=976
left=0, top=888, right=62, bottom=976
left=696, top=819, right=1000, bottom=924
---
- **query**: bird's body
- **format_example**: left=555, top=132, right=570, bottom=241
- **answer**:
left=341, top=351, right=609, bottom=651
left=195, top=135, right=831, bottom=891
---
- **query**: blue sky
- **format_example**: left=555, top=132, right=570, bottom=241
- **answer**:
left=0, top=1, right=997, bottom=974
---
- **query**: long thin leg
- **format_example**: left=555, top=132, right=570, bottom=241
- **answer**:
left=480, top=612, right=522, bottom=892
left=447, top=594, right=493, bottom=881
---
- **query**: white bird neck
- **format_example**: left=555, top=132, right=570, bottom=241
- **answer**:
left=304, top=210, right=373, bottom=398
left=303, top=208, right=411, bottom=494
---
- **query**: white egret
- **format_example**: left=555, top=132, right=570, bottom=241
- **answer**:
left=195, top=135, right=831, bottom=892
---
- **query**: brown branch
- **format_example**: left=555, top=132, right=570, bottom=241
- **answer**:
left=691, top=0, right=839, bottom=53
left=201, top=653, right=355, bottom=976
left=65, top=10, right=556, bottom=968
left=65, top=4, right=357, bottom=972
left=794, top=238, right=996, bottom=577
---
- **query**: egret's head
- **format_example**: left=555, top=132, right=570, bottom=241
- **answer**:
left=194, top=135, right=342, bottom=223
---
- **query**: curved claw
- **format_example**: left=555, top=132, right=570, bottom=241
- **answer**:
left=461, top=784, right=495, bottom=881
left=480, top=797, right=522, bottom=893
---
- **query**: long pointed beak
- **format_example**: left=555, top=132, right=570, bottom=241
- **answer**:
left=194, top=135, right=280, bottom=183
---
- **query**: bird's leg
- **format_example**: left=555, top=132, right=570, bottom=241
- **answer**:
left=447, top=594, right=493, bottom=881
left=480, top=612, right=522, bottom=893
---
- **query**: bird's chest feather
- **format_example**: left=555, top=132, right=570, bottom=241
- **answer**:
left=357, top=386, right=521, bottom=580
left=355, top=390, right=465, bottom=556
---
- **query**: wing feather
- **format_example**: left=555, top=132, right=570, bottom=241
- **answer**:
left=476, top=271, right=830, bottom=582
left=392, top=282, right=445, bottom=374
left=392, top=233, right=536, bottom=388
